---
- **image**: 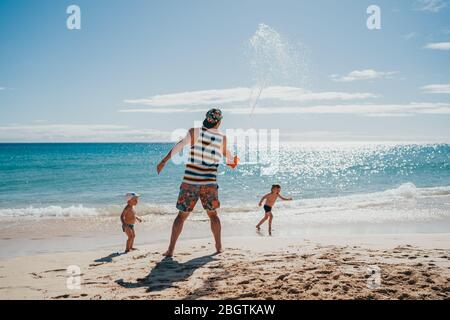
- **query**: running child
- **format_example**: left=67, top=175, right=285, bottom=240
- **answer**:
left=257, top=185, right=292, bottom=234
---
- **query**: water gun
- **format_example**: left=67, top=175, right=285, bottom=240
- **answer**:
left=227, top=156, right=240, bottom=169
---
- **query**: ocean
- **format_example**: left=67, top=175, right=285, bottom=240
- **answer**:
left=0, top=142, right=449, bottom=232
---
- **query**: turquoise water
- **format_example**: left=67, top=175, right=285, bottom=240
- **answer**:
left=0, top=143, right=449, bottom=219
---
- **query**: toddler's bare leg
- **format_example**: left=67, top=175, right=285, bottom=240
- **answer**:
left=130, top=229, right=137, bottom=250
left=124, top=227, right=133, bottom=253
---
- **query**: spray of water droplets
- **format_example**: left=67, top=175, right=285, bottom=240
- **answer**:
left=247, top=23, right=309, bottom=114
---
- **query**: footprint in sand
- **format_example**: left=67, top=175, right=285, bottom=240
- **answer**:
left=316, top=270, right=333, bottom=275
left=133, top=254, right=149, bottom=260
left=276, top=274, right=290, bottom=281
left=30, top=272, right=43, bottom=279
left=304, top=266, right=317, bottom=271
left=401, top=270, right=413, bottom=276
left=425, top=277, right=434, bottom=283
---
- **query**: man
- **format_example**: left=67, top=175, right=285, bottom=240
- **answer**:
left=157, top=108, right=238, bottom=256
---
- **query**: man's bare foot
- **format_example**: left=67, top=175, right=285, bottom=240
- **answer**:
left=215, top=248, right=223, bottom=254
left=256, top=225, right=260, bottom=230
left=124, top=250, right=130, bottom=254
left=131, top=248, right=138, bottom=251
left=163, top=250, right=173, bottom=257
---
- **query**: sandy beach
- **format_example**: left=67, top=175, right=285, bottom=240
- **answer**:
left=1, top=233, right=449, bottom=300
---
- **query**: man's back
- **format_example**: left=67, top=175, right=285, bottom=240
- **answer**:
left=182, top=127, right=225, bottom=185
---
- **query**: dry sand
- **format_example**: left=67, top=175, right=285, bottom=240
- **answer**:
left=0, top=234, right=449, bottom=300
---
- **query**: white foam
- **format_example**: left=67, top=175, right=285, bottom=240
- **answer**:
left=1, top=184, right=449, bottom=226
left=0, top=205, right=101, bottom=218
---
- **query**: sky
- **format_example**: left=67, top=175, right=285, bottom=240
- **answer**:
left=0, top=0, right=449, bottom=142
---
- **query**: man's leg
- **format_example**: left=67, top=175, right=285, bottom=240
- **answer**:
left=207, top=210, right=222, bottom=253
left=164, top=211, right=190, bottom=256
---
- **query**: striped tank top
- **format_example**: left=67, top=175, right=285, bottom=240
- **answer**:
left=182, top=127, right=224, bottom=185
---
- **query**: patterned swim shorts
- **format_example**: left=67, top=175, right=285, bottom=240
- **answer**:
left=176, top=182, right=220, bottom=212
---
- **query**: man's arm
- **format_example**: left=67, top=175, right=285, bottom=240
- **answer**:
left=278, top=194, right=293, bottom=201
left=157, top=128, right=195, bottom=174
left=222, top=136, right=238, bottom=167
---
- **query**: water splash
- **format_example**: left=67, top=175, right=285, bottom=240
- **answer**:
left=247, top=23, right=309, bottom=114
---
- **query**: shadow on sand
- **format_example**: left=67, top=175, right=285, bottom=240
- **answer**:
left=95, top=252, right=123, bottom=263
left=115, top=254, right=217, bottom=292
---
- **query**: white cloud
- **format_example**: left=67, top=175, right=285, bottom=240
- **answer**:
left=331, top=69, right=397, bottom=82
left=119, top=102, right=450, bottom=117
left=424, top=42, right=450, bottom=50
left=230, top=103, right=450, bottom=116
left=125, top=87, right=250, bottom=107
left=0, top=124, right=172, bottom=142
left=123, top=86, right=378, bottom=107
left=421, top=84, right=450, bottom=93
left=413, top=0, right=448, bottom=12
left=120, top=107, right=206, bottom=113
